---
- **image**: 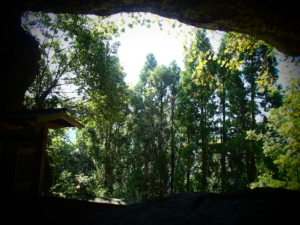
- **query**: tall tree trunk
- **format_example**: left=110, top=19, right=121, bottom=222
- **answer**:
left=186, top=132, right=191, bottom=192
left=247, top=55, right=256, bottom=183
left=200, top=103, right=208, bottom=192
left=221, top=79, right=227, bottom=192
left=170, top=96, right=175, bottom=194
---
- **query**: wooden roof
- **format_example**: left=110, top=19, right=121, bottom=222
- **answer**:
left=0, top=108, right=84, bottom=129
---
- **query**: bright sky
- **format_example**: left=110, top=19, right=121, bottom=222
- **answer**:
left=108, top=13, right=299, bottom=88
left=108, top=13, right=222, bottom=86
left=116, top=25, right=185, bottom=86
left=108, top=13, right=191, bottom=86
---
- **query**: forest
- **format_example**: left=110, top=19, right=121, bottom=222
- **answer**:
left=22, top=12, right=300, bottom=201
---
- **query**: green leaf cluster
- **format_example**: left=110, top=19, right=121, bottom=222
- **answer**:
left=250, top=78, right=300, bottom=190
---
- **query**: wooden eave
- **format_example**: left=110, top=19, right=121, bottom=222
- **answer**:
left=0, top=108, right=84, bottom=130
left=36, top=112, right=84, bottom=129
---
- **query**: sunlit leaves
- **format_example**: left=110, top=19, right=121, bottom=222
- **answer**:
left=183, top=29, right=218, bottom=89
left=248, top=78, right=300, bottom=190
left=22, top=11, right=128, bottom=121
left=186, top=30, right=278, bottom=93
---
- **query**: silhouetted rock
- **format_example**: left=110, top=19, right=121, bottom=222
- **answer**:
left=5, top=195, right=126, bottom=225
left=85, top=188, right=299, bottom=225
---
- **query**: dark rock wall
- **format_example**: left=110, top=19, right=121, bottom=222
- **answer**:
left=0, top=12, right=40, bottom=111
left=1, top=0, right=300, bottom=111
left=84, top=188, right=300, bottom=225
left=23, top=0, right=300, bottom=56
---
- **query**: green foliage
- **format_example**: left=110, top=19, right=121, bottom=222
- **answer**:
left=249, top=78, right=300, bottom=190
left=22, top=12, right=130, bottom=196
left=190, top=31, right=281, bottom=96
left=175, top=30, right=219, bottom=192
left=25, top=11, right=294, bottom=199
left=51, top=170, right=75, bottom=193
left=75, top=31, right=284, bottom=199
left=173, top=29, right=283, bottom=192
left=22, top=12, right=125, bottom=121
left=122, top=54, right=181, bottom=200
left=47, top=129, right=97, bottom=195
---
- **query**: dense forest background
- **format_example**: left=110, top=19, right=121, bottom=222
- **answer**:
left=22, top=12, right=300, bottom=201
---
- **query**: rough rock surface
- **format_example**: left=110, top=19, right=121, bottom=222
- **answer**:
left=85, top=188, right=299, bottom=225
left=0, top=12, right=40, bottom=111
left=7, top=187, right=299, bottom=224
left=43, top=192, right=139, bottom=205
left=16, top=0, right=300, bottom=56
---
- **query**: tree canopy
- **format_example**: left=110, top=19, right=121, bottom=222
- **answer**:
left=21, top=12, right=299, bottom=200
left=22, top=12, right=129, bottom=124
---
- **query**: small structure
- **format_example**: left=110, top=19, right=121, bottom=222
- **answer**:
left=0, top=108, right=84, bottom=220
